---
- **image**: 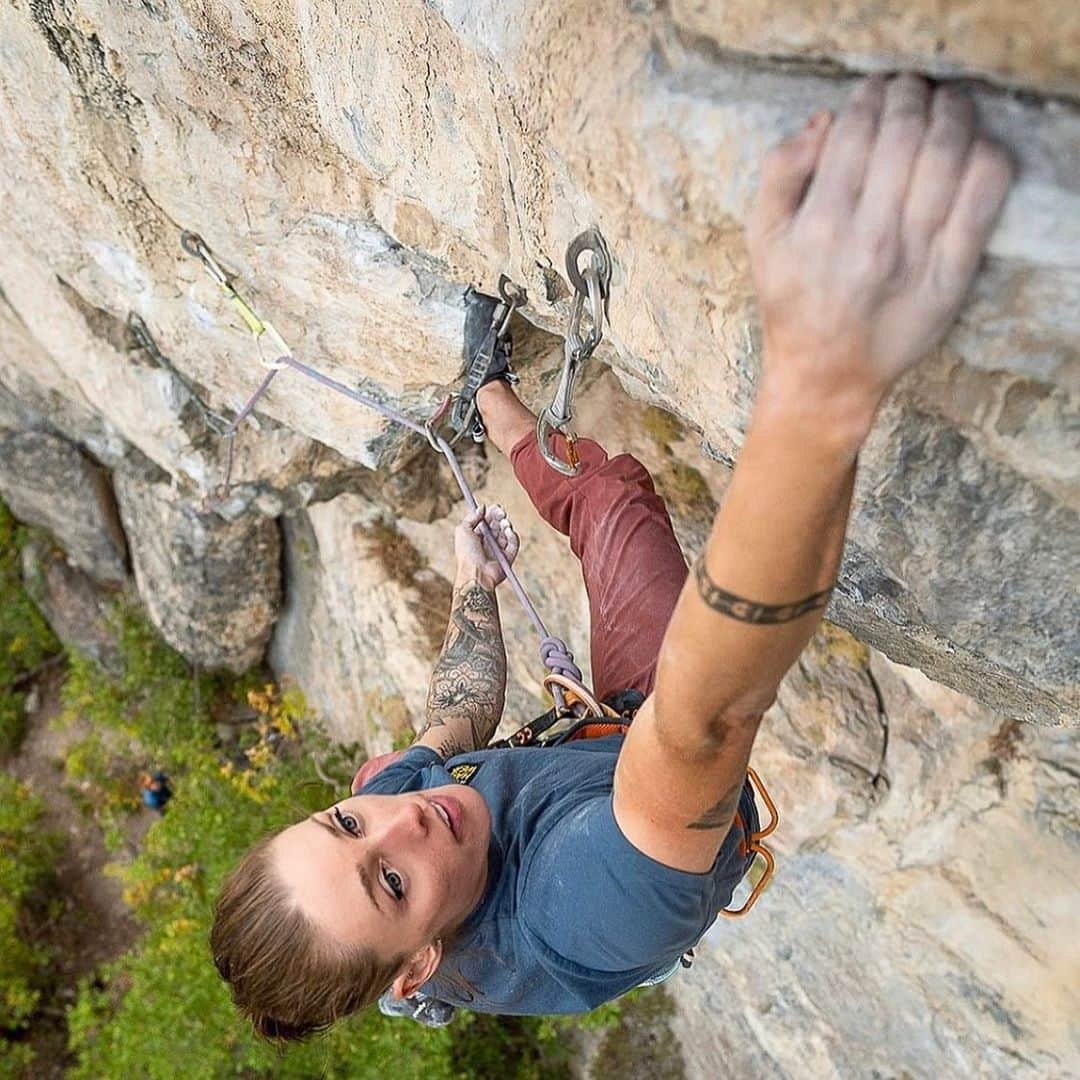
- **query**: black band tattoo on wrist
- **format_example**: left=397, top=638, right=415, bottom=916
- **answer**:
left=693, top=557, right=833, bottom=625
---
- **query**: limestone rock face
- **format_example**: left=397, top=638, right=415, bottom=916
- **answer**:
left=0, top=429, right=128, bottom=585
left=670, top=0, right=1080, bottom=98
left=0, top=3, right=1075, bottom=1069
left=0, top=0, right=1075, bottom=721
left=113, top=473, right=281, bottom=672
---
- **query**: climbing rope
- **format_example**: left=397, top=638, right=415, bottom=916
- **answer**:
left=181, top=231, right=590, bottom=716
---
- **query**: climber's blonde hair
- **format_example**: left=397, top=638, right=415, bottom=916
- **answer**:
left=210, top=833, right=406, bottom=1041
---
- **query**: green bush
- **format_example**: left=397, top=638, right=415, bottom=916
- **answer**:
left=0, top=773, right=64, bottom=1075
left=62, top=611, right=593, bottom=1078
left=0, top=502, right=60, bottom=756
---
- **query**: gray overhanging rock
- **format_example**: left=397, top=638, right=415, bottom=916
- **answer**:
left=0, top=429, right=128, bottom=585
left=113, top=471, right=281, bottom=673
left=835, top=403, right=1079, bottom=725
left=20, top=537, right=123, bottom=673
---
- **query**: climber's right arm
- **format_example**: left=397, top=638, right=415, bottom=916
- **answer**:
left=613, top=74, right=1013, bottom=873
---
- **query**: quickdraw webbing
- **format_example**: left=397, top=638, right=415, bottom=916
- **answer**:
left=180, top=231, right=589, bottom=716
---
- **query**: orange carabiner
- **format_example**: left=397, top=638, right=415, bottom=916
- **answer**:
left=720, top=766, right=779, bottom=918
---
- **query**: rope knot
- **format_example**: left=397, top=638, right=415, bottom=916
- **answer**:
left=539, top=636, right=582, bottom=682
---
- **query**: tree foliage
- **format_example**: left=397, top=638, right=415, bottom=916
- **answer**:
left=0, top=774, right=64, bottom=1077
left=59, top=610, right=583, bottom=1078
left=0, top=502, right=59, bottom=756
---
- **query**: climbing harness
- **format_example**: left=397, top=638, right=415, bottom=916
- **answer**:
left=536, top=228, right=612, bottom=476
left=496, top=702, right=778, bottom=917
left=181, top=231, right=599, bottom=719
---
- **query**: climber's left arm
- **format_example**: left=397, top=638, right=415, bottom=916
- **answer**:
left=414, top=505, right=515, bottom=758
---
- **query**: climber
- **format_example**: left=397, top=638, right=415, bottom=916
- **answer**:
left=209, top=74, right=1012, bottom=1037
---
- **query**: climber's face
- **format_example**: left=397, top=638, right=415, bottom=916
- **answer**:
left=273, top=786, right=490, bottom=963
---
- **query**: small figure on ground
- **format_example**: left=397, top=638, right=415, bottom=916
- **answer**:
left=139, top=770, right=172, bottom=812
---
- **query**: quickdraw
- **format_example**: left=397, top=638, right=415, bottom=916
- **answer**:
left=180, top=231, right=598, bottom=720
left=536, top=228, right=613, bottom=476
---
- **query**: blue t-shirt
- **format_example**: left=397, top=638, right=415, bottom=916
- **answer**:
left=360, top=736, right=758, bottom=1015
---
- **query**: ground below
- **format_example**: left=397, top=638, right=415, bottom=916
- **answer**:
left=7, top=668, right=151, bottom=1077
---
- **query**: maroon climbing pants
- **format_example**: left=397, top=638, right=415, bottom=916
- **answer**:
left=510, top=432, right=689, bottom=703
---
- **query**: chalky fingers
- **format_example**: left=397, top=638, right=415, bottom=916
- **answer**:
left=802, top=75, right=886, bottom=220
left=901, top=85, right=976, bottom=256
left=930, top=139, right=1013, bottom=305
left=856, top=75, right=930, bottom=242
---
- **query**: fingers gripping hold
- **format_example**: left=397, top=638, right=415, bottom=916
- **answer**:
left=931, top=139, right=1014, bottom=304
left=857, top=75, right=930, bottom=240
left=902, top=85, right=977, bottom=252
left=802, top=75, right=886, bottom=218
left=751, top=110, right=833, bottom=237
left=746, top=73, right=1015, bottom=412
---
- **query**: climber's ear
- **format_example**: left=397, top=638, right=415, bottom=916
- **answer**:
left=389, top=939, right=444, bottom=1000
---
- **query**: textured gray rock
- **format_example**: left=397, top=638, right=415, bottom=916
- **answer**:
left=0, top=429, right=128, bottom=585
left=833, top=402, right=1080, bottom=725
left=670, top=649, right=1079, bottom=1078
left=269, top=499, right=458, bottom=750
left=113, top=472, right=281, bottom=672
left=19, top=537, right=123, bottom=672
left=0, top=2, right=1076, bottom=1072
left=1, top=0, right=1076, bottom=721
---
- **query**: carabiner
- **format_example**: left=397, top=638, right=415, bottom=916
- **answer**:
left=536, top=407, right=581, bottom=476
left=497, top=273, right=527, bottom=317
left=254, top=322, right=292, bottom=371
left=181, top=231, right=272, bottom=340
left=565, top=228, right=611, bottom=313
left=181, top=231, right=231, bottom=289
left=424, top=395, right=456, bottom=454
left=536, top=229, right=613, bottom=476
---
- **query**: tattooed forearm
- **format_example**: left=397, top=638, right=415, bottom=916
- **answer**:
left=694, top=558, right=832, bottom=625
left=422, top=581, right=507, bottom=755
left=425, top=734, right=470, bottom=760
left=686, top=778, right=743, bottom=831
